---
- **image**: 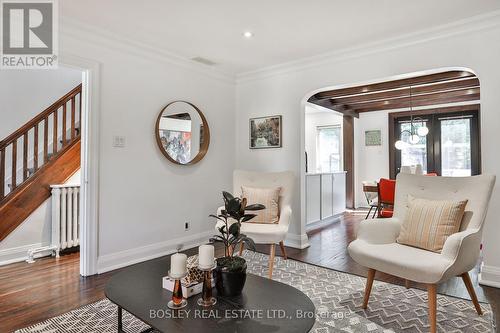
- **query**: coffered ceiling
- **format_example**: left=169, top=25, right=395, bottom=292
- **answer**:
left=60, top=1, right=500, bottom=75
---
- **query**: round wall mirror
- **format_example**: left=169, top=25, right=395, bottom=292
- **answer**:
left=155, top=101, right=210, bottom=165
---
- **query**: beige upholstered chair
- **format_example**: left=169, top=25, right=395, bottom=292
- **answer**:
left=218, top=170, right=294, bottom=278
left=348, top=173, right=495, bottom=333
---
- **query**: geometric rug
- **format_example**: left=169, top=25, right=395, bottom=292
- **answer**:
left=16, top=250, right=495, bottom=333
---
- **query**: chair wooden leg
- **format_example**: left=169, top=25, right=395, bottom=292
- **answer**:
left=268, top=244, right=276, bottom=279
left=428, top=284, right=437, bottom=333
left=372, top=207, right=378, bottom=218
left=239, top=242, right=245, bottom=256
left=461, top=272, right=483, bottom=315
left=405, top=279, right=410, bottom=289
left=279, top=241, right=287, bottom=260
left=362, top=269, right=376, bottom=309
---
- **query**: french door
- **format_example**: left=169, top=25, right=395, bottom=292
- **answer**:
left=393, top=109, right=480, bottom=177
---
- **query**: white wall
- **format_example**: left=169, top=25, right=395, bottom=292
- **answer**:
left=355, top=111, right=390, bottom=207
left=0, top=68, right=82, bottom=139
left=59, top=23, right=236, bottom=272
left=235, top=18, right=500, bottom=286
left=305, top=107, right=343, bottom=173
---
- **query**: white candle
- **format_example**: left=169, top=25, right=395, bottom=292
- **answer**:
left=198, top=244, right=215, bottom=269
left=170, top=253, right=187, bottom=276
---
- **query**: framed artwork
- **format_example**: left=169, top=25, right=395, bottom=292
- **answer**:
left=365, top=130, right=382, bottom=146
left=249, top=115, right=282, bottom=149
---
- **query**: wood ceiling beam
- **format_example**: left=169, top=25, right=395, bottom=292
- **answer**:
left=328, top=77, right=479, bottom=105
left=352, top=87, right=479, bottom=113
left=311, top=70, right=475, bottom=100
left=308, top=98, right=359, bottom=118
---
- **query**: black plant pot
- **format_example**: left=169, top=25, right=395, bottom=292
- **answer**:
left=214, top=259, right=247, bottom=297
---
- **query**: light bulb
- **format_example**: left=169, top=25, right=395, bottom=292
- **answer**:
left=417, top=126, right=429, bottom=136
left=410, top=135, right=420, bottom=144
left=395, top=140, right=406, bottom=150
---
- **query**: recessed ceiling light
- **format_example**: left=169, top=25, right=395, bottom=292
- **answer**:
left=243, top=31, right=253, bottom=38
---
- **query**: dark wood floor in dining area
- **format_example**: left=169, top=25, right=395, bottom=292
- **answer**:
left=1, top=210, right=499, bottom=332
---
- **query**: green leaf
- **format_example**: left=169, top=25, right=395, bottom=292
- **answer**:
left=241, top=214, right=258, bottom=222
left=222, top=191, right=234, bottom=203
left=245, top=204, right=266, bottom=211
left=218, top=225, right=226, bottom=234
left=227, top=198, right=241, bottom=214
left=228, top=223, right=240, bottom=237
left=241, top=236, right=256, bottom=251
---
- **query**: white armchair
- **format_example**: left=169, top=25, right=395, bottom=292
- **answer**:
left=348, top=173, right=495, bottom=333
left=218, top=170, right=295, bottom=278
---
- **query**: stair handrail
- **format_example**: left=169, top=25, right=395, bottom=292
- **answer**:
left=0, top=84, right=82, bottom=150
left=0, top=84, right=82, bottom=200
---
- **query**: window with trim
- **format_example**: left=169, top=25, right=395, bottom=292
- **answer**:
left=316, top=125, right=342, bottom=173
left=391, top=108, right=480, bottom=177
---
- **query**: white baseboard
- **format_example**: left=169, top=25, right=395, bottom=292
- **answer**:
left=284, top=233, right=310, bottom=249
left=479, top=263, right=500, bottom=288
left=97, top=231, right=214, bottom=274
left=0, top=243, right=52, bottom=266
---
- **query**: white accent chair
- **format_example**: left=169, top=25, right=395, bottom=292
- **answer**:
left=348, top=173, right=495, bottom=333
left=219, top=170, right=294, bottom=279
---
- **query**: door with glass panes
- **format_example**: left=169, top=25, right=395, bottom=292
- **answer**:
left=393, top=110, right=480, bottom=176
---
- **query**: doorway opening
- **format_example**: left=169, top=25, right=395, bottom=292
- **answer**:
left=0, top=65, right=84, bottom=269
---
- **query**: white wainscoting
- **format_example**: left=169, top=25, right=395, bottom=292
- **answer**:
left=306, top=172, right=346, bottom=225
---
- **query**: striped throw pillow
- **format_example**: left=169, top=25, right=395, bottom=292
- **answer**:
left=397, top=195, right=468, bottom=253
left=241, top=186, right=281, bottom=224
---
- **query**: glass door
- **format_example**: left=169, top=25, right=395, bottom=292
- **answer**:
left=392, top=109, right=480, bottom=177
left=399, top=121, right=429, bottom=174
left=436, top=114, right=480, bottom=176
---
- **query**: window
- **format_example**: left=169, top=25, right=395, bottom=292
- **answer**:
left=316, top=126, right=342, bottom=172
left=399, top=121, right=428, bottom=174
left=391, top=108, right=480, bottom=177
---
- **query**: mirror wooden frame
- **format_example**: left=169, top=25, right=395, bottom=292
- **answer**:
left=155, top=101, right=210, bottom=165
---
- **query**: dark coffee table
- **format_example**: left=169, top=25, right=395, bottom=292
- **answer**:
left=105, top=255, right=316, bottom=333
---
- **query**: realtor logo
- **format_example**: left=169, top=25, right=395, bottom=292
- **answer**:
left=1, top=0, right=58, bottom=69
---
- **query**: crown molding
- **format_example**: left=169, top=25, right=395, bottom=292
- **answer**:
left=60, top=18, right=235, bottom=84
left=237, top=10, right=500, bottom=83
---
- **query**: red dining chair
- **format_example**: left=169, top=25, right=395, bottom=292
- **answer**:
left=377, top=178, right=396, bottom=218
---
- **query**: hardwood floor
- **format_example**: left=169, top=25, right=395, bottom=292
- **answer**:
left=1, top=211, right=499, bottom=332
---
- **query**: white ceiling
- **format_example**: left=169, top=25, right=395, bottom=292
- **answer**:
left=61, top=0, right=500, bottom=75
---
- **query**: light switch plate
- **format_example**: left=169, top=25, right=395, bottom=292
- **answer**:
left=112, top=136, right=126, bottom=148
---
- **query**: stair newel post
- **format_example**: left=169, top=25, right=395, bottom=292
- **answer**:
left=51, top=186, right=61, bottom=258
left=33, top=124, right=39, bottom=171
left=23, top=132, right=28, bottom=181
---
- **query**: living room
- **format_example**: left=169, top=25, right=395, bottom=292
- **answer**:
left=1, top=1, right=500, bottom=332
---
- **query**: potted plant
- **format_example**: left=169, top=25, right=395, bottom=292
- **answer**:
left=209, top=191, right=265, bottom=297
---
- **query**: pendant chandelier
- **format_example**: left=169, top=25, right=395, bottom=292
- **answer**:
left=394, top=85, right=429, bottom=150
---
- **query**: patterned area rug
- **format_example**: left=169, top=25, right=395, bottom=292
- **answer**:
left=16, top=251, right=495, bottom=333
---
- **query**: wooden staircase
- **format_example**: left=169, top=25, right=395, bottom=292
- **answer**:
left=0, top=84, right=82, bottom=242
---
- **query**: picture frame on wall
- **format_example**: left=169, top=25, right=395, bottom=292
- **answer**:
left=365, top=129, right=382, bottom=146
left=249, top=115, right=282, bottom=149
